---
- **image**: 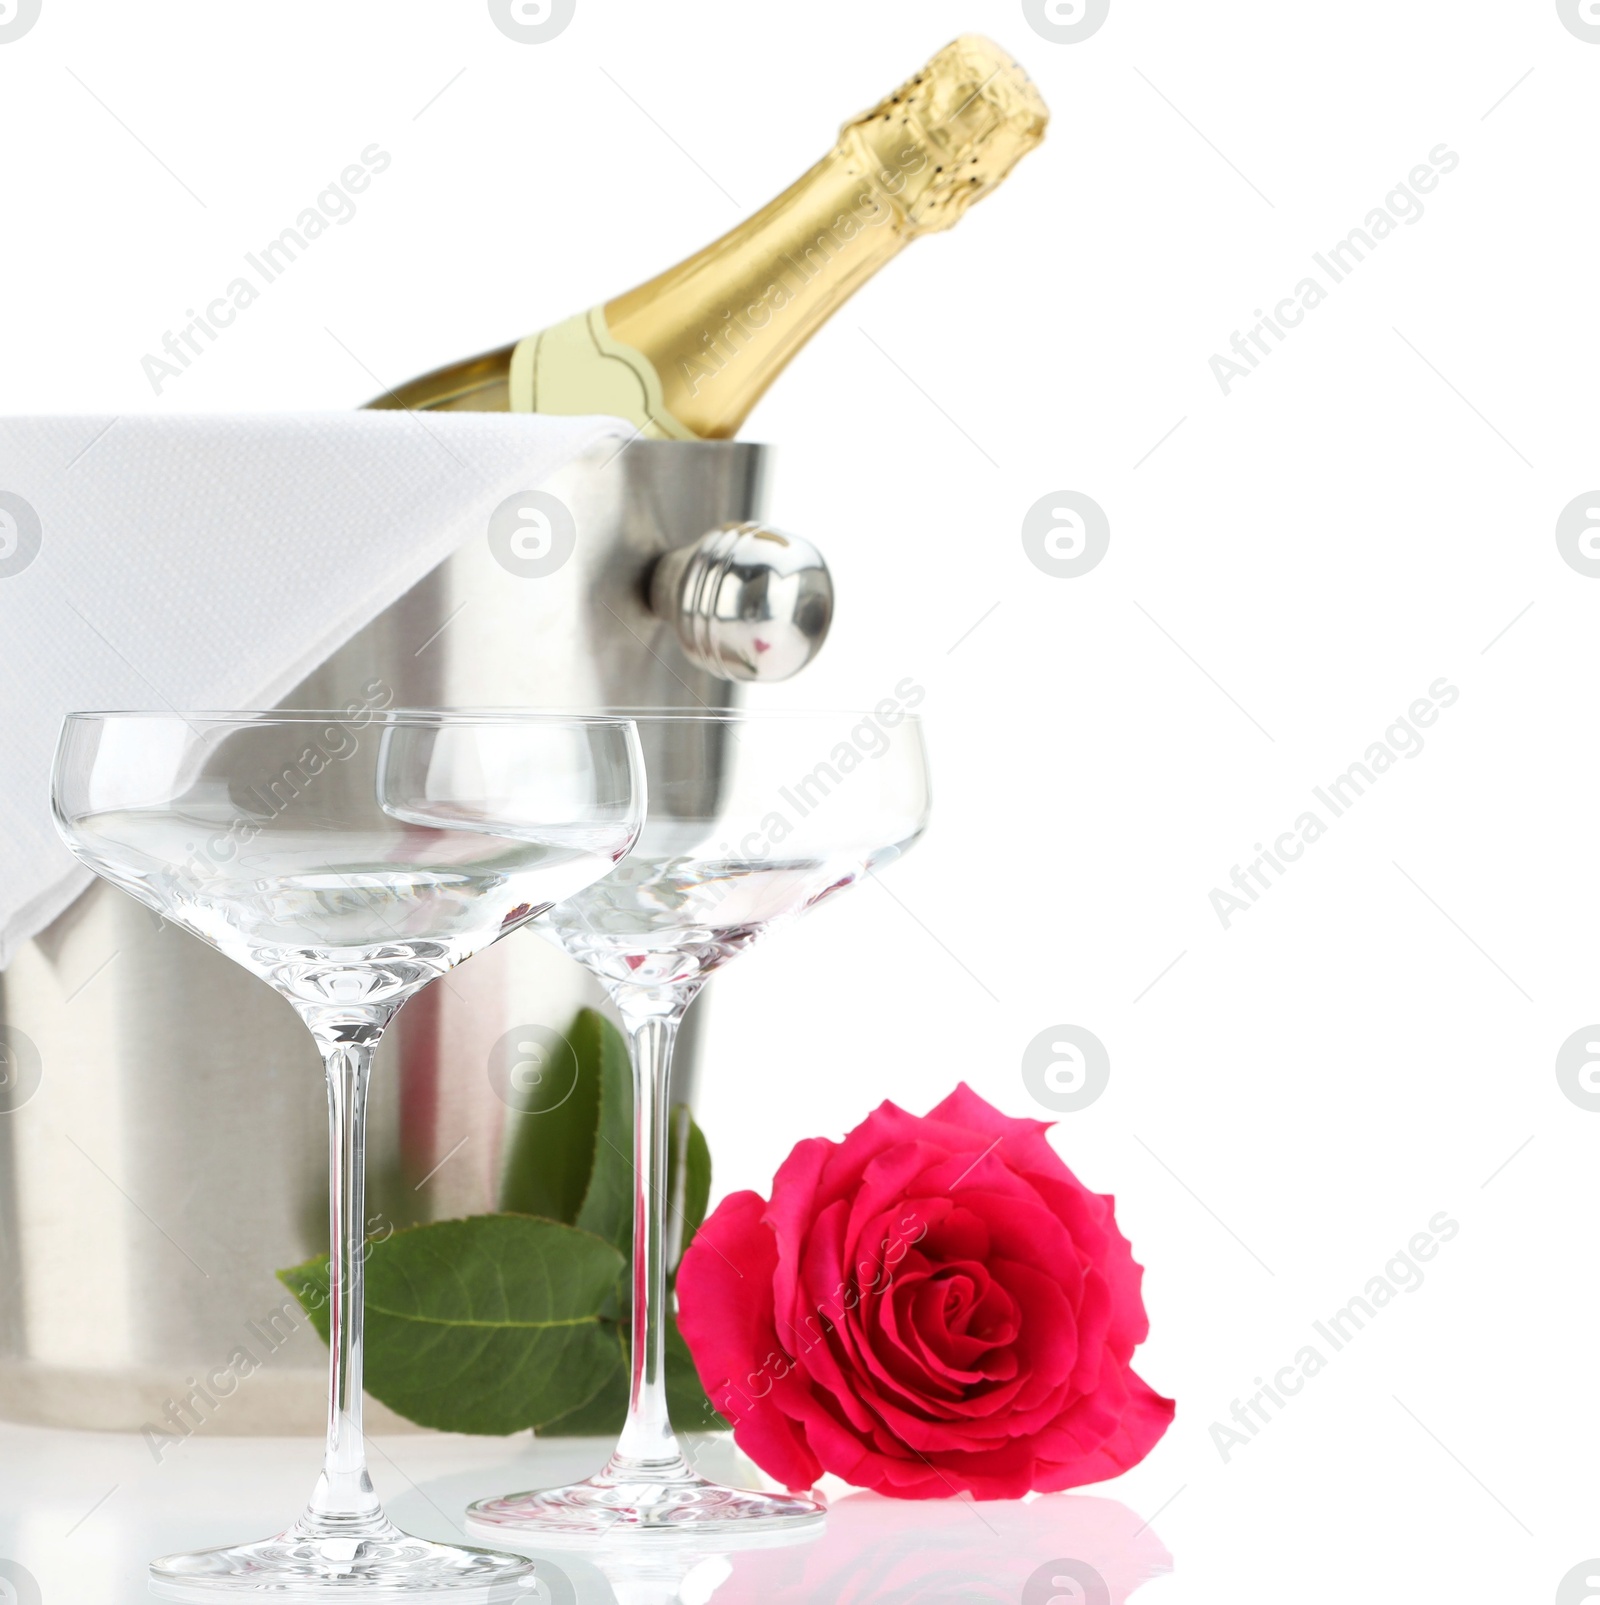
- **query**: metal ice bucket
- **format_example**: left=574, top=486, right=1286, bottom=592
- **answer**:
left=0, top=438, right=830, bottom=1434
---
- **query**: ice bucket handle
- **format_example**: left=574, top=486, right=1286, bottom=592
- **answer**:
left=649, top=521, right=832, bottom=684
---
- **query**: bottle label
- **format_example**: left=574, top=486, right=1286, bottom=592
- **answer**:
left=508, top=307, right=696, bottom=439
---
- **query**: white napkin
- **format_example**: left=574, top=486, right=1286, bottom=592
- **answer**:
left=0, top=412, right=629, bottom=968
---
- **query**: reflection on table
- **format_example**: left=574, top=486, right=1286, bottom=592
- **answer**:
left=512, top=1487, right=1171, bottom=1604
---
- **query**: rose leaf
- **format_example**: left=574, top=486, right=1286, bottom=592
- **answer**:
left=498, top=1007, right=607, bottom=1225
left=278, top=1213, right=624, bottom=1435
left=535, top=1311, right=728, bottom=1437
left=573, top=1010, right=638, bottom=1257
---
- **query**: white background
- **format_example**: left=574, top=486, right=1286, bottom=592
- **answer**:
left=5, top=1, right=1598, bottom=1600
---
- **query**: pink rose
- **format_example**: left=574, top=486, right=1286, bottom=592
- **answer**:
left=677, top=1083, right=1174, bottom=1500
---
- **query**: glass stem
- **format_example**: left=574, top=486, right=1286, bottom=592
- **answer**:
left=304, top=1026, right=388, bottom=1534
left=613, top=1012, right=682, bottom=1469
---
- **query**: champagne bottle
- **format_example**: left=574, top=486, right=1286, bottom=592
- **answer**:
left=372, top=35, right=1047, bottom=437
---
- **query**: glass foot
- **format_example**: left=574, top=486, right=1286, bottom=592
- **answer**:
left=149, top=1513, right=540, bottom=1599
left=465, top=1454, right=825, bottom=1543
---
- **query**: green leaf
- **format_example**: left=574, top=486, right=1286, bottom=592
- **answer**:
left=536, top=1311, right=728, bottom=1437
left=278, top=1214, right=624, bottom=1435
left=497, top=1013, right=603, bottom=1225
left=278, top=1007, right=727, bottom=1440
left=500, top=1007, right=713, bottom=1273
left=668, top=1103, right=712, bottom=1273
left=573, top=1010, right=636, bottom=1257
left=535, top=1330, right=629, bottom=1436
left=667, top=1311, right=726, bottom=1432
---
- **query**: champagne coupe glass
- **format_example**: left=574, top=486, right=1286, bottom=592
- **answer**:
left=466, top=708, right=931, bottom=1540
left=51, top=709, right=644, bottom=1598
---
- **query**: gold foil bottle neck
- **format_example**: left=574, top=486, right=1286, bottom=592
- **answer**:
left=839, top=34, right=1050, bottom=236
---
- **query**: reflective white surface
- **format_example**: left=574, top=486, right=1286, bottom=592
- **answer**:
left=0, top=1423, right=1172, bottom=1602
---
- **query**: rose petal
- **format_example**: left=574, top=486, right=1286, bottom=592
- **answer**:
left=677, top=1191, right=823, bottom=1491
left=1032, top=1369, right=1177, bottom=1491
